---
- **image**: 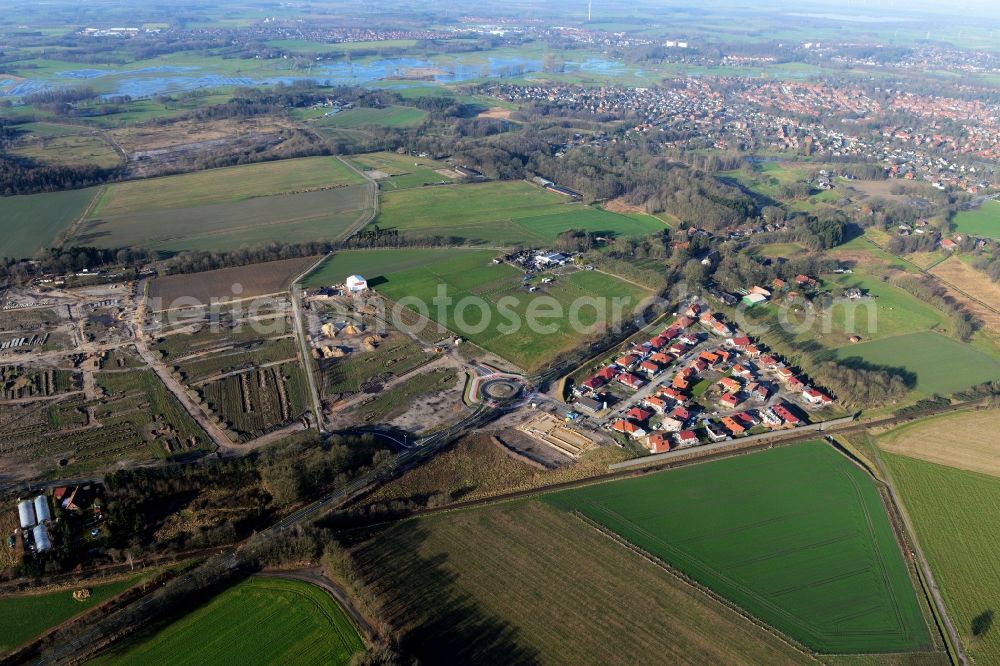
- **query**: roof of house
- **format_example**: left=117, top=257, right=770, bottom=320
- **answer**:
left=676, top=429, right=698, bottom=441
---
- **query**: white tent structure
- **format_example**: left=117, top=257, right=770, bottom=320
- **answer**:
left=345, top=275, right=367, bottom=293
left=34, top=495, right=51, bottom=523
left=18, top=500, right=36, bottom=529
left=32, top=524, right=51, bottom=552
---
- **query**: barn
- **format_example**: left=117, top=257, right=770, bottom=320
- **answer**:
left=345, top=275, right=368, bottom=293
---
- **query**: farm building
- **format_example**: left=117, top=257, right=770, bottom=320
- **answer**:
left=32, top=524, right=51, bottom=553
left=345, top=275, right=368, bottom=293
left=34, top=495, right=51, bottom=523
left=18, top=499, right=36, bottom=529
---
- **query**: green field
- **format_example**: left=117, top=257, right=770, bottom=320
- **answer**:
left=347, top=151, right=456, bottom=190
left=0, top=577, right=138, bottom=654
left=372, top=181, right=662, bottom=244
left=0, top=187, right=98, bottom=260
left=89, top=156, right=364, bottom=217
left=92, top=577, right=364, bottom=665
left=951, top=200, right=1000, bottom=239
left=885, top=454, right=1000, bottom=665
left=546, top=442, right=932, bottom=654
left=73, top=186, right=370, bottom=253
left=302, top=248, right=487, bottom=288
left=827, top=273, right=951, bottom=343
left=316, top=105, right=427, bottom=129
left=833, top=330, right=1000, bottom=395
left=374, top=251, right=651, bottom=370
left=354, top=501, right=811, bottom=665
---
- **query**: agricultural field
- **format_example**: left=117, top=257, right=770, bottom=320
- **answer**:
left=353, top=501, right=811, bottom=665
left=202, top=363, right=309, bottom=442
left=833, top=330, right=1000, bottom=395
left=371, top=181, right=662, bottom=244
left=150, top=257, right=319, bottom=306
left=314, top=105, right=427, bottom=129
left=0, top=576, right=140, bottom=654
left=878, top=408, right=1000, bottom=478
left=91, top=577, right=364, bottom=666
left=374, top=251, right=652, bottom=370
left=885, top=453, right=1000, bottom=665
left=346, top=151, right=458, bottom=191
left=89, top=156, right=363, bottom=217
left=951, top=200, right=1000, bottom=239
left=303, top=248, right=476, bottom=288
left=73, top=185, right=371, bottom=253
left=930, top=256, right=1000, bottom=335
left=546, top=442, right=932, bottom=654
left=0, top=187, right=99, bottom=260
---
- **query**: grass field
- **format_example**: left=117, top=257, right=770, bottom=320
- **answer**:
left=0, top=187, right=98, bottom=260
left=92, top=577, right=364, bottom=665
left=546, top=442, right=931, bottom=654
left=75, top=185, right=370, bottom=253
left=885, top=454, right=1000, bottom=665
left=89, top=156, right=364, bottom=217
left=315, top=105, right=427, bottom=129
left=0, top=577, right=138, bottom=654
left=372, top=181, right=662, bottom=244
left=833, top=330, right=1000, bottom=395
left=951, top=200, right=1000, bottom=239
left=354, top=500, right=811, bottom=665
left=374, top=252, right=651, bottom=370
left=302, top=248, right=478, bottom=288
left=346, top=151, right=456, bottom=190
left=827, top=273, right=951, bottom=343
left=930, top=257, right=1000, bottom=335
left=9, top=132, right=121, bottom=169
left=878, top=409, right=1000, bottom=478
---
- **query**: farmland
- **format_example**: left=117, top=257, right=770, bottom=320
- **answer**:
left=885, top=453, right=1000, bottom=665
left=91, top=577, right=364, bottom=665
left=346, top=151, right=457, bottom=190
left=0, top=576, right=140, bottom=654
left=878, top=408, right=1000, bottom=478
left=353, top=501, right=811, bottom=665
left=72, top=186, right=370, bottom=253
left=371, top=181, right=663, bottom=244
left=150, top=257, right=320, bottom=306
left=303, top=248, right=476, bottom=288
left=89, top=157, right=364, bottom=217
left=951, top=200, right=1000, bottom=239
left=8, top=130, right=121, bottom=169
left=833, top=330, right=1000, bottom=395
left=930, top=256, right=1000, bottom=335
left=315, top=105, right=427, bottom=129
left=374, top=251, right=652, bottom=370
left=0, top=187, right=99, bottom=260
left=546, top=442, right=932, bottom=654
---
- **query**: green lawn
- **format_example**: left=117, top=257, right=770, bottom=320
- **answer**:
left=952, top=200, right=1000, bottom=239
left=0, top=187, right=98, bottom=260
left=90, top=157, right=364, bottom=217
left=885, top=454, right=1000, bottom=665
left=545, top=442, right=932, bottom=654
left=372, top=251, right=651, bottom=370
left=833, top=330, right=1000, bottom=395
left=827, top=273, right=951, bottom=343
left=372, top=181, right=660, bottom=244
left=92, top=577, right=364, bottom=665
left=302, top=248, right=484, bottom=288
left=315, top=105, right=427, bottom=129
left=0, top=577, right=138, bottom=653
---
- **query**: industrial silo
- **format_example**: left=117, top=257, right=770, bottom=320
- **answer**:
left=32, top=523, right=51, bottom=552
left=34, top=495, right=51, bottom=523
left=17, top=499, right=36, bottom=529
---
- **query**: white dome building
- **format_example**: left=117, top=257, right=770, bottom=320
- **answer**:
left=345, top=275, right=368, bottom=293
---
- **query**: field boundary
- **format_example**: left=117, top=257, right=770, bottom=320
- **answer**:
left=570, top=511, right=822, bottom=663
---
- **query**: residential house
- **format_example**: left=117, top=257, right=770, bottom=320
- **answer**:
left=645, top=433, right=672, bottom=454
left=720, top=392, right=742, bottom=409
left=772, top=403, right=801, bottom=426
left=642, top=395, right=669, bottom=414
left=626, top=407, right=653, bottom=423
left=802, top=388, right=833, bottom=406
left=675, top=430, right=699, bottom=447
left=611, top=419, right=647, bottom=438
left=721, top=416, right=745, bottom=435
left=617, top=373, right=646, bottom=390
left=660, top=417, right=684, bottom=432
